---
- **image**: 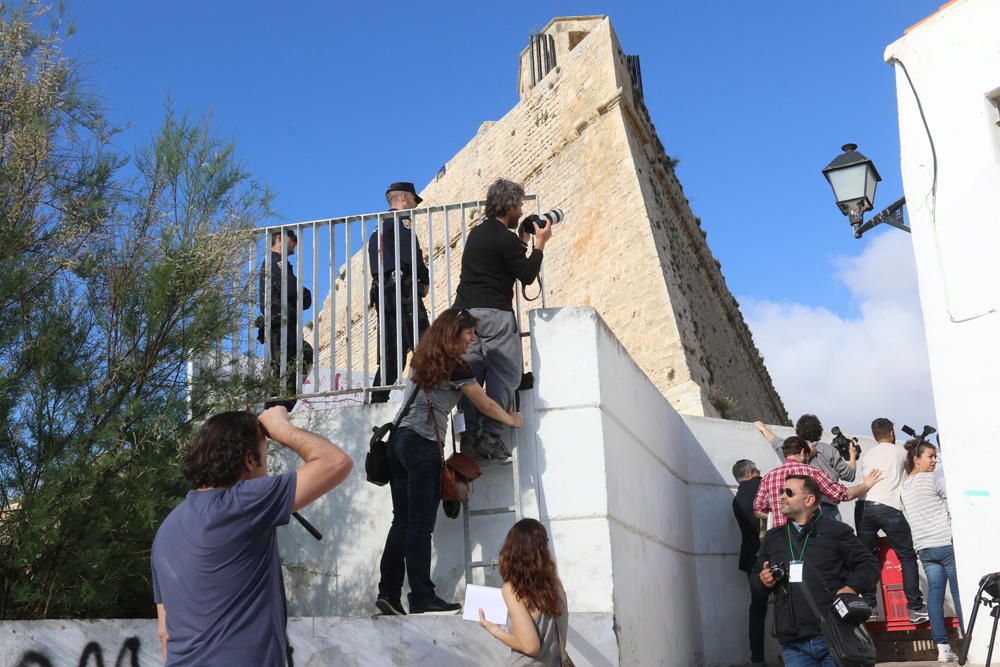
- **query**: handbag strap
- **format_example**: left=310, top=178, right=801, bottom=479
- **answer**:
left=423, top=388, right=446, bottom=464
left=392, top=383, right=420, bottom=429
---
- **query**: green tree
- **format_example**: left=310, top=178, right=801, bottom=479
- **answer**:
left=0, top=2, right=271, bottom=618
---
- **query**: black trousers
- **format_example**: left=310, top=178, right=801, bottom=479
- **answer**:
left=747, top=571, right=768, bottom=663
left=266, top=326, right=313, bottom=410
left=371, top=292, right=429, bottom=402
left=858, top=501, right=924, bottom=612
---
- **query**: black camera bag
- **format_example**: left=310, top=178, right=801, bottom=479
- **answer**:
left=365, top=386, right=418, bottom=486
left=796, top=579, right=876, bottom=667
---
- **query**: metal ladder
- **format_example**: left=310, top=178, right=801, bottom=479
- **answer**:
left=460, top=388, right=527, bottom=585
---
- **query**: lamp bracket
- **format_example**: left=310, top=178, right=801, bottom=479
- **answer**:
left=854, top=196, right=909, bottom=238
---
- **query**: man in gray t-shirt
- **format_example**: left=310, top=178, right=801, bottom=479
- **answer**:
left=152, top=407, right=352, bottom=666
left=754, top=414, right=857, bottom=521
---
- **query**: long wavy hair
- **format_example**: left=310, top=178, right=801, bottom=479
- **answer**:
left=498, top=518, right=563, bottom=617
left=410, top=308, right=478, bottom=389
left=904, top=439, right=936, bottom=474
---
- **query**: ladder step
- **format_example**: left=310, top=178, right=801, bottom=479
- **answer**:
left=469, top=560, right=499, bottom=569
left=469, top=506, right=516, bottom=517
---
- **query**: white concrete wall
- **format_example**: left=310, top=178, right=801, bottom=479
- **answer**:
left=885, top=2, right=1000, bottom=662
left=0, top=615, right=613, bottom=666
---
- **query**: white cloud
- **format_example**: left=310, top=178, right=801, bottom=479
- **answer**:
left=743, top=232, right=938, bottom=437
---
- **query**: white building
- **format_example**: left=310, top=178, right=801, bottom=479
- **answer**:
left=884, top=0, right=1000, bottom=663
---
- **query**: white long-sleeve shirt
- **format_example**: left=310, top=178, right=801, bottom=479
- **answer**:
left=859, top=442, right=907, bottom=511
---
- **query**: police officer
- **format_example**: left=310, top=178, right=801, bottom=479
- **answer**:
left=367, top=182, right=430, bottom=404
left=259, top=228, right=312, bottom=410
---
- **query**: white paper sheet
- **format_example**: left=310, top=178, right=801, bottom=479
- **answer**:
left=462, top=584, right=508, bottom=625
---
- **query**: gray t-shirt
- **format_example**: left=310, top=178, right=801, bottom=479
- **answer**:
left=397, top=365, right=477, bottom=442
left=152, top=472, right=296, bottom=666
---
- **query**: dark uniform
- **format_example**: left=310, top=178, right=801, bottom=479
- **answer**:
left=259, top=243, right=312, bottom=410
left=733, top=476, right=768, bottom=665
left=367, top=209, right=430, bottom=403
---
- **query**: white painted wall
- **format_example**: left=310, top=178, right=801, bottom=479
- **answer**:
left=885, top=1, right=1000, bottom=662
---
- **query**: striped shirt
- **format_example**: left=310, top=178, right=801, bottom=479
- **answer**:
left=900, top=472, right=952, bottom=551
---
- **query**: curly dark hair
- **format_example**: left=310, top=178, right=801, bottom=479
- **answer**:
left=795, top=414, right=823, bottom=442
left=410, top=308, right=478, bottom=389
left=498, top=518, right=563, bottom=618
left=484, top=178, right=525, bottom=219
left=180, top=411, right=263, bottom=488
left=781, top=436, right=810, bottom=459
left=903, top=439, right=936, bottom=474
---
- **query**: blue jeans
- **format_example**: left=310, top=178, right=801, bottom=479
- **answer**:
left=782, top=635, right=835, bottom=667
left=858, top=502, right=924, bottom=611
left=377, top=427, right=442, bottom=607
left=919, top=544, right=965, bottom=644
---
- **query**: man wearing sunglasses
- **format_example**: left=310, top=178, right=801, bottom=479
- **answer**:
left=753, top=474, right=879, bottom=667
left=753, top=436, right=882, bottom=529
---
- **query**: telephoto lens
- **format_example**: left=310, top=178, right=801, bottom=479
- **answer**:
left=520, top=208, right=564, bottom=235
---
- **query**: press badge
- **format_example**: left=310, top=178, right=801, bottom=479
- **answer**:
left=789, top=561, right=804, bottom=583
left=454, top=411, right=466, bottom=433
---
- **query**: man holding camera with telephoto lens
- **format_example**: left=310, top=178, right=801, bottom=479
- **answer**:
left=367, top=182, right=431, bottom=404
left=453, top=178, right=552, bottom=461
left=753, top=474, right=879, bottom=667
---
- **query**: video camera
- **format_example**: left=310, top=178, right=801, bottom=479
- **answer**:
left=830, top=426, right=862, bottom=461
left=519, top=208, right=564, bottom=236
left=901, top=424, right=936, bottom=443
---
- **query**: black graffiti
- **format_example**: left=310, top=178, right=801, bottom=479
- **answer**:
left=15, top=637, right=141, bottom=667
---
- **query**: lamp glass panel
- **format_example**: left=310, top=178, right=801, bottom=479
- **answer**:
left=826, top=163, right=869, bottom=205
left=864, top=164, right=878, bottom=209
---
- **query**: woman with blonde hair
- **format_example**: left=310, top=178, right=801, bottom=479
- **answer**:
left=479, top=518, right=571, bottom=666
left=375, top=308, right=522, bottom=617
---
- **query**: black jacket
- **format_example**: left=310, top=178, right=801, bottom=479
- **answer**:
left=366, top=212, right=430, bottom=287
left=453, top=218, right=542, bottom=311
left=259, top=251, right=311, bottom=327
left=751, top=511, right=878, bottom=643
left=733, top=477, right=762, bottom=573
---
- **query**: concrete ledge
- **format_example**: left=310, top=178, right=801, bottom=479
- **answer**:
left=0, top=613, right=618, bottom=666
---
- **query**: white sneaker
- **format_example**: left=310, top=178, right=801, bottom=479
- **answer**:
left=937, top=643, right=957, bottom=662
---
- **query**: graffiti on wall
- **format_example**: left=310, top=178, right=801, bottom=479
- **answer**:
left=16, top=637, right=141, bottom=667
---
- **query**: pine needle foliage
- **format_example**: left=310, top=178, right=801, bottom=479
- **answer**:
left=0, top=2, right=273, bottom=618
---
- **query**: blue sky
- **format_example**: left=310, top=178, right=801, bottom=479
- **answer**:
left=61, top=1, right=944, bottom=431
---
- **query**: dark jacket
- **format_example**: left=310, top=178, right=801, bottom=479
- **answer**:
left=259, top=251, right=311, bottom=327
left=751, top=510, right=879, bottom=643
left=366, top=213, right=430, bottom=287
left=733, top=477, right=762, bottom=573
left=453, top=218, right=543, bottom=311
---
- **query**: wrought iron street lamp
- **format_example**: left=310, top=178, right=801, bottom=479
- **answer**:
left=822, top=143, right=909, bottom=238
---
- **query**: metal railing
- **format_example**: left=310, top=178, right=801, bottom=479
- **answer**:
left=218, top=195, right=544, bottom=407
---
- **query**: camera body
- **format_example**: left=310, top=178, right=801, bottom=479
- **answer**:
left=769, top=561, right=788, bottom=585
left=519, top=208, right=564, bottom=236
left=901, top=424, right=937, bottom=443
left=830, top=426, right=862, bottom=461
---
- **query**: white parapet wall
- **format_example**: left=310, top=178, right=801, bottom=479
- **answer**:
left=6, top=306, right=812, bottom=666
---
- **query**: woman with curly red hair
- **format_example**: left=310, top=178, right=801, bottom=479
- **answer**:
left=375, top=308, right=522, bottom=617
left=479, top=518, right=570, bottom=666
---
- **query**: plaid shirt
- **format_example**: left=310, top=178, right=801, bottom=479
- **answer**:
left=752, top=459, right=849, bottom=528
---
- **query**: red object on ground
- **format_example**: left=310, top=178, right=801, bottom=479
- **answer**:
left=867, top=537, right=961, bottom=633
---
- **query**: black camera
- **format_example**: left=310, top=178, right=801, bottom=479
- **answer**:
left=769, top=561, right=788, bottom=585
left=519, top=208, right=564, bottom=235
left=830, top=426, right=862, bottom=461
left=901, top=424, right=936, bottom=443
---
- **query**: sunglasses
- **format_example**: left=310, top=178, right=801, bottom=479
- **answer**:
left=782, top=488, right=800, bottom=498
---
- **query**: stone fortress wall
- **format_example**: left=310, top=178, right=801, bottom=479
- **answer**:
left=314, top=15, right=787, bottom=424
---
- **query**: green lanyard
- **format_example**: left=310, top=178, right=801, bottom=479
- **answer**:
left=786, top=524, right=810, bottom=561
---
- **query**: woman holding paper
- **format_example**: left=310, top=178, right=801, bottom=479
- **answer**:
left=375, top=308, right=522, bottom=617
left=479, top=519, right=571, bottom=666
